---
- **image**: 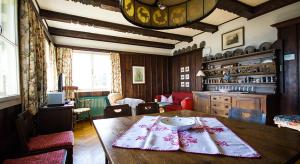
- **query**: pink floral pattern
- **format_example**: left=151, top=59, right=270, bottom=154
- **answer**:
left=113, top=116, right=260, bottom=158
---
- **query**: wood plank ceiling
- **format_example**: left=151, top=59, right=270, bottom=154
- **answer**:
left=34, top=0, right=299, bottom=55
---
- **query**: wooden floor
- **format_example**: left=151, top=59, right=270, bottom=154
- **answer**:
left=74, top=120, right=105, bottom=164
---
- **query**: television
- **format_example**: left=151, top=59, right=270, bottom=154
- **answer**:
left=58, top=73, right=64, bottom=92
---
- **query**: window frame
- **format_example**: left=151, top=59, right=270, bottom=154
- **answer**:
left=0, top=0, right=20, bottom=108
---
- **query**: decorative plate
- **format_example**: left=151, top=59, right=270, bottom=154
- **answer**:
left=244, top=46, right=256, bottom=54
left=233, top=49, right=244, bottom=56
left=192, top=44, right=197, bottom=50
left=200, top=41, right=206, bottom=48
left=215, top=53, right=222, bottom=59
left=186, top=46, right=192, bottom=52
left=259, top=42, right=272, bottom=51
left=223, top=51, right=233, bottom=58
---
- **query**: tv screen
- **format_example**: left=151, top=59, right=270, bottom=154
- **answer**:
left=58, top=73, right=64, bottom=92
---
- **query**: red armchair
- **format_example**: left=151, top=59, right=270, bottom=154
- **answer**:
left=155, top=92, right=193, bottom=112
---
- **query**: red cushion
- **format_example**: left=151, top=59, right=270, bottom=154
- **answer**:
left=171, top=92, right=192, bottom=105
left=165, top=105, right=182, bottom=112
left=181, top=98, right=193, bottom=110
left=27, top=131, right=74, bottom=151
left=3, top=149, right=67, bottom=164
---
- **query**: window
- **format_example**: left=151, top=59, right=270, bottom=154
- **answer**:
left=0, top=0, right=19, bottom=99
left=72, top=51, right=112, bottom=91
left=45, top=40, right=57, bottom=92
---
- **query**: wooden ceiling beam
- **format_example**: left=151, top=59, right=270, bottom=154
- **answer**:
left=40, top=9, right=192, bottom=42
left=55, top=44, right=163, bottom=56
left=186, top=22, right=218, bottom=33
left=49, top=27, right=175, bottom=49
left=217, top=0, right=254, bottom=19
left=251, top=0, right=300, bottom=19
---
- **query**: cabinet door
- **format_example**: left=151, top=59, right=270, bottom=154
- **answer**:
left=193, top=93, right=210, bottom=113
left=232, top=97, right=261, bottom=111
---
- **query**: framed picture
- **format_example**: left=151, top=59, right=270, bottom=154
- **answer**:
left=185, top=74, right=189, bottom=80
left=222, top=27, right=244, bottom=50
left=180, top=74, right=185, bottom=80
left=132, top=66, right=145, bottom=84
left=185, top=82, right=190, bottom=88
left=180, top=67, right=184, bottom=73
left=181, top=82, right=185, bottom=87
left=185, top=66, right=189, bottom=72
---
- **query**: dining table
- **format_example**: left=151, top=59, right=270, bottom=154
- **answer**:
left=93, top=110, right=300, bottom=164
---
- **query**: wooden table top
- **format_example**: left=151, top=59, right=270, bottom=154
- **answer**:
left=93, top=110, right=300, bottom=164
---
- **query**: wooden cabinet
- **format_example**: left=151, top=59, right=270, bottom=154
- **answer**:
left=193, top=91, right=277, bottom=124
left=38, top=103, right=74, bottom=134
left=193, top=93, right=210, bottom=113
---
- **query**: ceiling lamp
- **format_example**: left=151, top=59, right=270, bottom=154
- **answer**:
left=120, top=0, right=219, bottom=29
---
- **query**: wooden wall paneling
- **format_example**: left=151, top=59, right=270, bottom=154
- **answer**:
left=120, top=53, right=171, bottom=102
left=171, top=49, right=203, bottom=92
left=278, top=25, right=299, bottom=114
left=298, top=24, right=300, bottom=114
left=0, top=104, right=22, bottom=162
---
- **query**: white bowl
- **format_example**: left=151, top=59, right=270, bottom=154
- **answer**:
left=160, top=117, right=196, bottom=131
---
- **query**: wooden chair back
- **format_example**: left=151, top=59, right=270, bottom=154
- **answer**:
left=136, top=102, right=159, bottom=115
left=15, top=110, right=36, bottom=152
left=229, top=108, right=266, bottom=124
left=104, top=104, right=132, bottom=118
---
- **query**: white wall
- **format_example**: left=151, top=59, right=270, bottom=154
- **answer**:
left=174, top=1, right=300, bottom=55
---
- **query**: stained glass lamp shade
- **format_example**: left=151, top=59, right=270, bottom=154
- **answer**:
left=120, top=0, right=219, bottom=29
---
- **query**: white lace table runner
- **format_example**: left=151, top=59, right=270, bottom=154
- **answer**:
left=112, top=116, right=260, bottom=158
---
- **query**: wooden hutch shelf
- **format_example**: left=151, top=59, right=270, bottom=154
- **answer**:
left=202, top=49, right=276, bottom=64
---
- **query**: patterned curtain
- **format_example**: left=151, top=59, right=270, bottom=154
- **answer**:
left=110, top=53, right=122, bottom=94
left=56, top=48, right=73, bottom=99
left=19, top=0, right=47, bottom=114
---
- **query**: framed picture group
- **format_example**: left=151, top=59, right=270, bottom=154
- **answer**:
left=180, top=66, right=190, bottom=88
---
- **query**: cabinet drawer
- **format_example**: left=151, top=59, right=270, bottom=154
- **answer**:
left=211, top=107, right=229, bottom=118
left=211, top=102, right=231, bottom=110
left=211, top=96, right=231, bottom=103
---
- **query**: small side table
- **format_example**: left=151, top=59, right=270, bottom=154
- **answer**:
left=157, top=102, right=171, bottom=113
left=38, top=102, right=74, bottom=134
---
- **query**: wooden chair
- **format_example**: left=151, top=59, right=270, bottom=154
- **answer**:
left=136, top=102, right=159, bottom=115
left=15, top=110, right=74, bottom=164
left=63, top=86, right=93, bottom=126
left=74, top=99, right=93, bottom=125
left=104, top=104, right=132, bottom=118
left=3, top=149, right=67, bottom=164
left=229, top=108, right=266, bottom=124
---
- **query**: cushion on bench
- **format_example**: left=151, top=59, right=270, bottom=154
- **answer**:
left=3, top=149, right=67, bottom=164
left=27, top=131, right=74, bottom=151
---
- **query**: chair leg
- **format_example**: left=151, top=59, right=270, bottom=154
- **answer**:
left=105, top=156, right=109, bottom=164
left=89, top=111, right=92, bottom=126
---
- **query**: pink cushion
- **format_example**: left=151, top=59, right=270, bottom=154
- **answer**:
left=27, top=131, right=74, bottom=151
left=155, top=94, right=171, bottom=102
left=172, top=92, right=192, bottom=105
left=3, top=149, right=67, bottom=164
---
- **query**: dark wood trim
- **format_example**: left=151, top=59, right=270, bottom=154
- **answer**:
left=0, top=96, right=21, bottom=110
left=272, top=16, right=300, bottom=28
left=49, top=27, right=174, bottom=49
left=55, top=44, right=165, bottom=56
left=186, top=22, right=218, bottom=33
left=39, top=9, right=192, bottom=42
left=252, top=0, right=300, bottom=19
left=215, top=0, right=254, bottom=19
left=99, top=0, right=120, bottom=12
